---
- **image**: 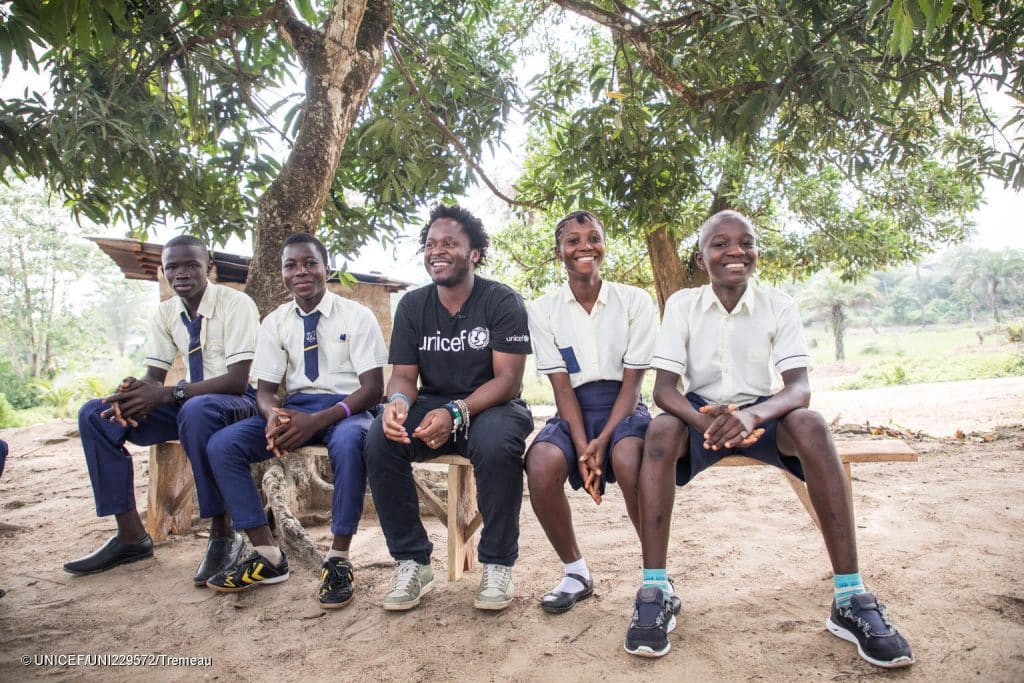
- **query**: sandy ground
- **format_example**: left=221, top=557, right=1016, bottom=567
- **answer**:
left=0, top=377, right=1022, bottom=682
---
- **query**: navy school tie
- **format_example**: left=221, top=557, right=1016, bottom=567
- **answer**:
left=180, top=312, right=204, bottom=382
left=300, top=310, right=322, bottom=381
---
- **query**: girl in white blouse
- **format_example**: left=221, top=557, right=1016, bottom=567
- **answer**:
left=525, top=210, right=657, bottom=614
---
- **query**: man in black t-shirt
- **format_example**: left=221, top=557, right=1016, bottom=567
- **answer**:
left=365, top=204, right=533, bottom=612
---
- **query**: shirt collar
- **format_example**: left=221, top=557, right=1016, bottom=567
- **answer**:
left=560, top=281, right=609, bottom=306
left=294, top=290, right=334, bottom=318
left=175, top=283, right=217, bottom=320
left=700, top=283, right=756, bottom=315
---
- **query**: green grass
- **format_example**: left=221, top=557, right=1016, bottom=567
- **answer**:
left=812, top=321, right=1024, bottom=390
left=9, top=406, right=61, bottom=427
left=523, top=321, right=1024, bottom=401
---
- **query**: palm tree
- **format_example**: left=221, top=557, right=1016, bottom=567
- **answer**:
left=799, top=272, right=879, bottom=361
left=951, top=249, right=1024, bottom=323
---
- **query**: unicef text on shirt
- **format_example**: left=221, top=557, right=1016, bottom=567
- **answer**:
left=420, top=328, right=492, bottom=352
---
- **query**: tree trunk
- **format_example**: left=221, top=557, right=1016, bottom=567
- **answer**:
left=988, top=277, right=1000, bottom=322
left=245, top=0, right=392, bottom=316
left=645, top=226, right=708, bottom=313
left=831, top=304, right=846, bottom=361
left=235, top=0, right=392, bottom=562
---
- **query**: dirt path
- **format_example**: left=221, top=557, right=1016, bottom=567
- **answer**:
left=0, top=378, right=1022, bottom=681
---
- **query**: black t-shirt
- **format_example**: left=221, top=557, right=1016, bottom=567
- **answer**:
left=389, top=277, right=532, bottom=397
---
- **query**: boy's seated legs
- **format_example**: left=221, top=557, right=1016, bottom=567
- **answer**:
left=777, top=407, right=913, bottom=668
left=205, top=414, right=291, bottom=592
left=318, top=407, right=373, bottom=609
left=624, top=413, right=684, bottom=657
left=174, top=393, right=255, bottom=584
left=63, top=398, right=180, bottom=574
left=205, top=393, right=373, bottom=608
left=66, top=394, right=254, bottom=579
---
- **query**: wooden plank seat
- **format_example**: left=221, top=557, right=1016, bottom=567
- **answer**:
left=145, top=439, right=915, bottom=577
left=144, top=442, right=480, bottom=582
left=713, top=438, right=918, bottom=529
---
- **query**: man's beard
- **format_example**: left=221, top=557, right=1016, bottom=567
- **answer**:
left=431, top=261, right=471, bottom=287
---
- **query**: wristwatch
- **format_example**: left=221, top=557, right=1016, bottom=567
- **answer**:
left=171, top=384, right=189, bottom=406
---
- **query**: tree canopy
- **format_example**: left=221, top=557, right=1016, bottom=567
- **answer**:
left=1, top=1, right=1021, bottom=311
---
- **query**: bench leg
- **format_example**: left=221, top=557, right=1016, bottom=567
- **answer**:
left=447, top=464, right=480, bottom=582
left=782, top=470, right=821, bottom=531
left=145, top=442, right=196, bottom=543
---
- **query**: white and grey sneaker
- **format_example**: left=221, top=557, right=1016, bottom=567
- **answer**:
left=383, top=559, right=434, bottom=611
left=474, top=563, right=514, bottom=610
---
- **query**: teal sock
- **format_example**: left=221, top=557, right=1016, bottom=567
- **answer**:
left=834, top=572, right=866, bottom=607
left=642, top=568, right=673, bottom=595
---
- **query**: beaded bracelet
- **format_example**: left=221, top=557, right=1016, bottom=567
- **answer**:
left=452, top=399, right=471, bottom=441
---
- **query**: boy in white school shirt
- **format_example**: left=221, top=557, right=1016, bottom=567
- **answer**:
left=623, top=211, right=913, bottom=669
left=205, top=233, right=386, bottom=609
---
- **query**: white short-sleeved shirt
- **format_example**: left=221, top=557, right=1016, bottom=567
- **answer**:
left=652, top=283, right=810, bottom=405
left=528, top=281, right=656, bottom=388
left=144, top=283, right=259, bottom=382
left=252, top=291, right=388, bottom=396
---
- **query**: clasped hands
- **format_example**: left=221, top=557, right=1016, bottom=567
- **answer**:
left=265, top=408, right=322, bottom=458
left=381, top=401, right=452, bottom=450
left=578, top=437, right=607, bottom=506
left=699, top=403, right=765, bottom=450
left=100, top=378, right=168, bottom=427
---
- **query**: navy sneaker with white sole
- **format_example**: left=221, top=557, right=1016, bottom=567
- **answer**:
left=624, top=586, right=677, bottom=658
left=826, top=592, right=914, bottom=668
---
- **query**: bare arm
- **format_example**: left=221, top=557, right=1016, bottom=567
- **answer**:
left=104, top=361, right=252, bottom=420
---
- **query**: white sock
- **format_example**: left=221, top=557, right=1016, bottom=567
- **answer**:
left=254, top=545, right=282, bottom=566
left=326, top=549, right=350, bottom=561
left=553, top=558, right=590, bottom=594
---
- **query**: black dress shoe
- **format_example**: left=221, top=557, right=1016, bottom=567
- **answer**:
left=193, top=531, right=246, bottom=586
left=540, top=573, right=594, bottom=614
left=63, top=534, right=154, bottom=575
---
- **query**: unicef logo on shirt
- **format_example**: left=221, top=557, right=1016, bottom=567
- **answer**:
left=468, top=326, right=490, bottom=350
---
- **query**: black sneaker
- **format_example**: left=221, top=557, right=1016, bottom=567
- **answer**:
left=826, top=592, right=914, bottom=668
left=624, top=586, right=677, bottom=658
left=206, top=550, right=289, bottom=592
left=318, top=557, right=355, bottom=609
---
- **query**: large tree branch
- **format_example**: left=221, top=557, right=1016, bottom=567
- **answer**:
left=552, top=0, right=702, bottom=106
left=386, top=33, right=543, bottom=209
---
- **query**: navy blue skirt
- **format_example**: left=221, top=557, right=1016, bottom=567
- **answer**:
left=529, top=381, right=651, bottom=492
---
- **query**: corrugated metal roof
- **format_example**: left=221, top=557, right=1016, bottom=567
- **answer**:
left=87, top=237, right=412, bottom=292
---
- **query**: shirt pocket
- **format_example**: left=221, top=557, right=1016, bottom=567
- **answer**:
left=201, top=332, right=223, bottom=362
left=558, top=346, right=582, bottom=374
left=325, top=336, right=354, bottom=374
left=746, top=346, right=771, bottom=387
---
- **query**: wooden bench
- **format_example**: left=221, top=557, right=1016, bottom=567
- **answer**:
left=145, top=443, right=481, bottom=582
left=145, top=439, right=914, bottom=578
left=411, top=456, right=481, bottom=582
left=714, top=438, right=918, bottom=529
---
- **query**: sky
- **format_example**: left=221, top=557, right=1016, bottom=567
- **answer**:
left=1, top=41, right=1022, bottom=284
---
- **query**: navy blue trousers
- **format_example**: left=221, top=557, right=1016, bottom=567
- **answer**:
left=365, top=396, right=533, bottom=567
left=78, top=393, right=257, bottom=518
left=207, top=393, right=373, bottom=536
